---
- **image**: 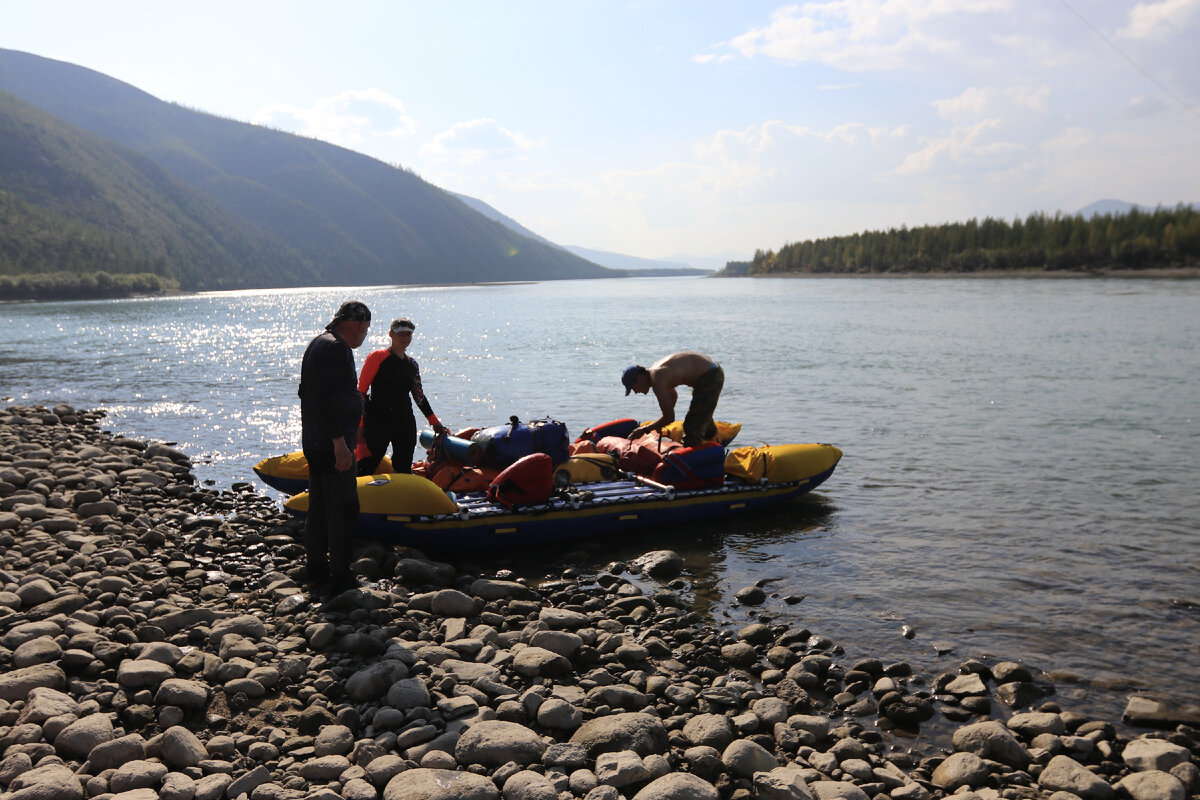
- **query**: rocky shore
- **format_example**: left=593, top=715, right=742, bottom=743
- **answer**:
left=1, top=404, right=1197, bottom=800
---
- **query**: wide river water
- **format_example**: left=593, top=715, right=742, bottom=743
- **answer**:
left=2, top=276, right=1197, bottom=725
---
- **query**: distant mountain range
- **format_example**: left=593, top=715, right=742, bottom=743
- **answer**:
left=0, top=48, right=618, bottom=290
left=451, top=193, right=714, bottom=273
left=1076, top=199, right=1145, bottom=217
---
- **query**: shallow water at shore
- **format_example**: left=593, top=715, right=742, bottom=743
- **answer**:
left=3, top=276, right=1198, bottom=723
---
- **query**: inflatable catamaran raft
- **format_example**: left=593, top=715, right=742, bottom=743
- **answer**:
left=255, top=417, right=841, bottom=551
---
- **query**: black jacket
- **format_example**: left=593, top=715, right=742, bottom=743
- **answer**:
left=298, top=330, right=361, bottom=452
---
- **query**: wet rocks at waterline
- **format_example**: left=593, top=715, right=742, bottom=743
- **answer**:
left=0, top=404, right=1197, bottom=800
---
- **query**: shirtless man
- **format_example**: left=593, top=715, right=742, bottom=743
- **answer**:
left=622, top=352, right=724, bottom=447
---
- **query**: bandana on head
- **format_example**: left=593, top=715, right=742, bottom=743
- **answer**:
left=326, top=300, right=371, bottom=331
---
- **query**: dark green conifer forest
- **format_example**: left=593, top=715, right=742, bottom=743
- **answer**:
left=732, top=206, right=1199, bottom=276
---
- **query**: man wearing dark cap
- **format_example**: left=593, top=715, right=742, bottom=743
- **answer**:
left=622, top=351, right=723, bottom=447
left=298, top=300, right=371, bottom=589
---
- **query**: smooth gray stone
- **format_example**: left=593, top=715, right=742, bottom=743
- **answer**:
left=109, top=758, right=169, bottom=792
left=570, top=712, right=668, bottom=758
left=632, top=550, right=684, bottom=578
left=12, top=636, right=63, bottom=668
left=160, top=726, right=206, bottom=768
left=1038, top=755, right=1115, bottom=800
left=454, top=720, right=546, bottom=767
left=1007, top=711, right=1066, bottom=737
left=365, top=753, right=408, bottom=788
left=632, top=772, right=721, bottom=800
left=1122, top=696, right=1200, bottom=729
left=117, top=659, right=175, bottom=688
left=501, top=770, right=560, bottom=800
left=1123, top=737, right=1192, bottom=772
left=300, top=754, right=352, bottom=781
left=807, top=781, right=871, bottom=800
left=5, top=762, right=85, bottom=800
left=314, top=724, right=355, bottom=756
left=512, top=646, right=572, bottom=678
left=87, top=734, right=148, bottom=771
left=53, top=712, right=114, bottom=759
left=753, top=767, right=815, bottom=800
left=385, top=676, right=431, bottom=708
left=1116, top=771, right=1186, bottom=800
left=931, top=752, right=990, bottom=790
left=682, top=714, right=735, bottom=749
left=595, top=750, right=651, bottom=787
left=1, top=621, right=63, bottom=650
left=16, top=686, right=80, bottom=724
left=0, top=663, right=66, bottom=700
left=722, top=738, right=777, bottom=779
left=528, top=629, right=582, bottom=657
left=430, top=588, right=477, bottom=617
left=383, top=767, right=499, bottom=800
left=944, top=673, right=988, bottom=696
left=952, top=720, right=1032, bottom=768
left=155, top=678, right=209, bottom=709
left=534, top=697, right=582, bottom=730
left=538, top=607, right=589, bottom=629
left=469, top=578, right=534, bottom=601
left=224, top=765, right=271, bottom=799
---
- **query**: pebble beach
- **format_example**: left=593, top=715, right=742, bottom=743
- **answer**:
left=0, top=404, right=1197, bottom=800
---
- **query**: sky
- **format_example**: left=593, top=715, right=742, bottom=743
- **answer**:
left=3, top=1, right=1199, bottom=265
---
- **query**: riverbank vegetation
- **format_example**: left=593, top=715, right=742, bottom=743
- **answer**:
left=0, top=270, right=179, bottom=301
left=0, top=189, right=178, bottom=300
left=723, top=205, right=1200, bottom=276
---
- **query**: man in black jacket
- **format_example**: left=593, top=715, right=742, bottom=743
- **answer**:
left=299, top=300, right=371, bottom=588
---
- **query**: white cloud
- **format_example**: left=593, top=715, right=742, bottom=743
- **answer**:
left=894, top=118, right=1026, bottom=175
left=724, top=0, right=1011, bottom=71
left=1124, top=93, right=1169, bottom=117
left=1118, top=0, right=1200, bottom=40
left=420, top=119, right=547, bottom=166
left=933, top=85, right=1050, bottom=122
left=251, top=88, right=415, bottom=146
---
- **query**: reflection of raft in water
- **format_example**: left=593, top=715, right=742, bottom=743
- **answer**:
left=279, top=440, right=842, bottom=551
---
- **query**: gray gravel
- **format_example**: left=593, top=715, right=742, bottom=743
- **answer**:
left=0, top=404, right=1197, bottom=800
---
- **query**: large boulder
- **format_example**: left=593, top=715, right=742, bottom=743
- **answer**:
left=454, top=720, right=546, bottom=767
left=632, top=773, right=720, bottom=800
left=1038, top=755, right=1115, bottom=800
left=570, top=712, right=668, bottom=757
left=53, top=713, right=114, bottom=760
left=682, top=714, right=735, bottom=749
left=931, top=752, right=990, bottom=791
left=383, top=768, right=499, bottom=800
left=1122, top=738, right=1192, bottom=772
left=0, top=663, right=66, bottom=701
left=952, top=720, right=1031, bottom=768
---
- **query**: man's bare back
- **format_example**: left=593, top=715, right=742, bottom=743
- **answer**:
left=625, top=352, right=720, bottom=440
left=648, top=351, right=715, bottom=390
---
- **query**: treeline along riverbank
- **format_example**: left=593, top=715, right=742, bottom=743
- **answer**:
left=1, top=403, right=1198, bottom=800
left=723, top=206, right=1200, bottom=277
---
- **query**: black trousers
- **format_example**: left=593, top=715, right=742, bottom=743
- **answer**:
left=303, top=447, right=358, bottom=584
left=683, top=364, right=724, bottom=447
left=357, top=410, right=416, bottom=475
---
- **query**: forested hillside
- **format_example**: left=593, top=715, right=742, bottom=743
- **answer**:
left=733, top=206, right=1200, bottom=276
left=0, top=90, right=323, bottom=296
left=0, top=48, right=614, bottom=292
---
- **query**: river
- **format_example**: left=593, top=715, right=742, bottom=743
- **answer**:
left=3, top=275, right=1197, bottom=725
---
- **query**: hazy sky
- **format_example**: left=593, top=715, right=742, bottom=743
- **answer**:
left=4, top=1, right=1198, bottom=263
